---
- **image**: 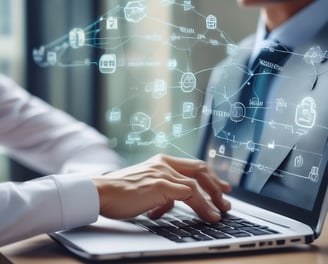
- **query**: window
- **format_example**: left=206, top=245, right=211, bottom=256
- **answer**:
left=0, top=0, right=25, bottom=182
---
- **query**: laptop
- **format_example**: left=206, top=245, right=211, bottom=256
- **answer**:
left=50, top=73, right=328, bottom=261
left=50, top=137, right=328, bottom=260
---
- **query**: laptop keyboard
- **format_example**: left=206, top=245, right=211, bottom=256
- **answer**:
left=131, top=213, right=279, bottom=243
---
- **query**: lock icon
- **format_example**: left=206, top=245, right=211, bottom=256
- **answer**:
left=295, top=97, right=316, bottom=129
left=107, top=107, right=121, bottom=122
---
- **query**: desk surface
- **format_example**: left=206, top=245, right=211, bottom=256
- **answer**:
left=2, top=218, right=328, bottom=264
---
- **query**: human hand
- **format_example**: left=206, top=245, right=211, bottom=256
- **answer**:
left=92, top=154, right=231, bottom=223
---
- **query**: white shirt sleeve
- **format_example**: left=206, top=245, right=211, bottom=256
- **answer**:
left=0, top=173, right=99, bottom=246
left=0, top=74, right=124, bottom=245
left=0, top=74, right=124, bottom=174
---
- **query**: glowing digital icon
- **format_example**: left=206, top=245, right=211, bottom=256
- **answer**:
left=183, top=102, right=195, bottom=119
left=183, top=0, right=193, bottom=11
left=294, top=154, right=304, bottom=168
left=172, top=124, right=182, bottom=137
left=249, top=97, right=263, bottom=107
left=130, top=112, right=151, bottom=133
left=33, top=46, right=46, bottom=64
left=304, top=46, right=324, bottom=65
left=167, top=59, right=177, bottom=70
left=155, top=132, right=168, bottom=148
left=230, top=102, right=246, bottom=122
left=107, top=107, right=121, bottom=122
left=275, top=98, right=288, bottom=112
left=180, top=72, right=196, bottom=93
left=170, top=33, right=181, bottom=42
left=197, top=34, right=206, bottom=40
left=160, top=0, right=175, bottom=6
left=295, top=97, right=316, bottom=129
left=99, top=54, right=117, bottom=74
left=219, top=144, right=226, bottom=155
left=69, top=28, right=85, bottom=49
left=124, top=1, right=147, bottom=23
left=152, top=79, right=167, bottom=99
left=126, top=133, right=141, bottom=145
left=206, top=15, right=217, bottom=30
left=47, top=52, right=57, bottom=65
left=260, top=40, right=277, bottom=52
left=208, top=149, right=216, bottom=158
left=246, top=140, right=255, bottom=152
left=106, top=17, right=118, bottom=29
left=268, top=140, right=275, bottom=149
left=309, top=166, right=319, bottom=182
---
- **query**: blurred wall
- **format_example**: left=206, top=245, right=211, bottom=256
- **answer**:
left=0, top=0, right=25, bottom=182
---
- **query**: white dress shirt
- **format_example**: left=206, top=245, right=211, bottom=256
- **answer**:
left=0, top=74, right=123, bottom=246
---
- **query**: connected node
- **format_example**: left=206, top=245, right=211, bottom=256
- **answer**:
left=69, top=28, right=85, bottom=49
left=206, top=15, right=217, bottom=30
left=230, top=102, right=246, bottom=122
left=99, top=54, right=117, bottom=74
left=130, top=112, right=151, bottom=133
left=304, top=46, right=324, bottom=65
left=180, top=72, right=197, bottom=93
left=124, top=1, right=147, bottom=23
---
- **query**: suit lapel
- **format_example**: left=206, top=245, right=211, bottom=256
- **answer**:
left=248, top=30, right=328, bottom=192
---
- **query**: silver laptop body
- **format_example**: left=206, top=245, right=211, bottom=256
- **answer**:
left=51, top=169, right=328, bottom=260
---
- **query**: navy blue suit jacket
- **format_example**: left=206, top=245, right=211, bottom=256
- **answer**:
left=199, top=22, right=328, bottom=210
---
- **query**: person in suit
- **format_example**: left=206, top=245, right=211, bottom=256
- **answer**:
left=0, top=74, right=231, bottom=246
left=200, top=0, right=328, bottom=210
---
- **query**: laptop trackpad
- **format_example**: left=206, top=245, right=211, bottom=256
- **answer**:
left=52, top=216, right=171, bottom=256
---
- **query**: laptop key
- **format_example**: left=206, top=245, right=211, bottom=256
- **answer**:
left=180, top=226, right=203, bottom=236
left=192, top=234, right=213, bottom=241
left=165, top=227, right=191, bottom=238
left=231, top=232, right=252, bottom=238
left=201, top=228, right=231, bottom=239
left=170, top=220, right=187, bottom=228
left=223, top=222, right=244, bottom=229
left=221, top=214, right=242, bottom=221
left=240, top=227, right=272, bottom=236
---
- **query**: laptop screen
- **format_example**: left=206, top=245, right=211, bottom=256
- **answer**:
left=201, top=46, right=328, bottom=229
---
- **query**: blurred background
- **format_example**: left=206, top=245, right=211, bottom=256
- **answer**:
left=0, top=0, right=259, bottom=182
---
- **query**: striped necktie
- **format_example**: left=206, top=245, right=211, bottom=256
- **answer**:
left=241, top=42, right=292, bottom=189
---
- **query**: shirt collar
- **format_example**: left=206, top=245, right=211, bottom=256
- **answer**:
left=251, top=0, right=328, bottom=63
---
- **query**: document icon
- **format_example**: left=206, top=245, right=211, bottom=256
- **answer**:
left=99, top=54, right=117, bottom=74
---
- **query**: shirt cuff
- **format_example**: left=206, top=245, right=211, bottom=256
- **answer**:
left=49, top=173, right=100, bottom=230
